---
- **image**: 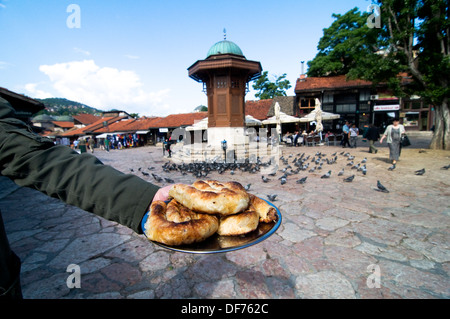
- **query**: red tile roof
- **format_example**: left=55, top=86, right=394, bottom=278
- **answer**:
left=295, top=75, right=372, bottom=92
left=61, top=116, right=124, bottom=136
left=73, top=113, right=102, bottom=125
left=152, top=112, right=207, bottom=128
left=245, top=99, right=273, bottom=120
left=52, top=121, right=74, bottom=128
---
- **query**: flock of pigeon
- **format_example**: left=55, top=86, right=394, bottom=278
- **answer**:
left=130, top=150, right=450, bottom=202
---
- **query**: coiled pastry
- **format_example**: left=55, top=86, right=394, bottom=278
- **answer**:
left=168, top=180, right=250, bottom=216
left=144, top=199, right=219, bottom=246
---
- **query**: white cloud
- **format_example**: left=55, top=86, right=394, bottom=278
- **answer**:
left=31, top=60, right=170, bottom=116
left=0, top=61, right=11, bottom=69
left=24, top=83, right=53, bottom=99
left=73, top=47, right=91, bottom=56
left=125, top=54, right=140, bottom=60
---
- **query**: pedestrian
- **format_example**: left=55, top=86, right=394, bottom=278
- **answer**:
left=105, top=138, right=110, bottom=152
left=293, top=131, right=299, bottom=146
left=379, top=118, right=406, bottom=169
left=349, top=124, right=359, bottom=148
left=0, top=96, right=171, bottom=299
left=366, top=124, right=380, bottom=154
left=88, top=137, right=95, bottom=153
left=165, top=137, right=172, bottom=158
left=78, top=138, right=87, bottom=153
left=341, top=121, right=351, bottom=148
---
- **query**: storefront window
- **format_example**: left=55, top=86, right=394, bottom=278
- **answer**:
left=404, top=112, right=419, bottom=127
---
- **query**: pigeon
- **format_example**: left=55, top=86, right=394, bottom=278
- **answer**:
left=338, top=168, right=345, bottom=176
left=262, top=176, right=270, bottom=183
left=164, top=177, right=175, bottom=183
left=414, top=168, right=425, bottom=175
left=280, top=177, right=287, bottom=185
left=361, top=157, right=367, bottom=163
left=343, top=175, right=355, bottom=182
left=361, top=165, right=367, bottom=175
left=141, top=171, right=149, bottom=177
left=129, top=168, right=134, bottom=172
left=376, top=180, right=389, bottom=193
left=441, top=164, right=450, bottom=170
left=230, top=170, right=235, bottom=175
left=321, top=170, right=332, bottom=179
left=151, top=173, right=163, bottom=182
left=244, top=183, right=252, bottom=191
left=296, top=176, right=307, bottom=184
left=267, top=194, right=277, bottom=202
left=388, top=164, right=396, bottom=171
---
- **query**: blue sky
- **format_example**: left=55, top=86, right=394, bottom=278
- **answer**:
left=0, top=0, right=373, bottom=116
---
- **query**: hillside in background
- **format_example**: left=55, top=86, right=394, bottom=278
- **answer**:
left=36, top=98, right=102, bottom=116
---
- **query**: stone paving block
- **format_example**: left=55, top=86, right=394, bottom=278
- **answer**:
left=1, top=140, right=449, bottom=299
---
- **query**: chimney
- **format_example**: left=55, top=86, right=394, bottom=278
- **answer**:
left=299, top=61, right=306, bottom=82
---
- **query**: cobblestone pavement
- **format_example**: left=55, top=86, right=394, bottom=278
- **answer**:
left=1, top=135, right=449, bottom=299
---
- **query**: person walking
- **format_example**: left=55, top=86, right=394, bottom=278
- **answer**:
left=341, top=121, right=351, bottom=148
left=379, top=118, right=406, bottom=170
left=349, top=124, right=359, bottom=148
left=88, top=137, right=95, bottom=153
left=366, top=124, right=380, bottom=154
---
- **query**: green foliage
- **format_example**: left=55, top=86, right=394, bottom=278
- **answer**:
left=308, top=1, right=450, bottom=148
left=252, top=71, right=292, bottom=100
left=36, top=98, right=101, bottom=116
left=307, top=8, right=382, bottom=77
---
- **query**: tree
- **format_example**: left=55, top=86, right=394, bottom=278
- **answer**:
left=307, top=8, right=381, bottom=77
left=308, top=1, right=449, bottom=149
left=252, top=71, right=292, bottom=100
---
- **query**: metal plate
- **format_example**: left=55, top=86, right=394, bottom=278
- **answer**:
left=141, top=198, right=282, bottom=254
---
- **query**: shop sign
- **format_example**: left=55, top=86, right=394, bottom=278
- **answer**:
left=374, top=104, right=400, bottom=111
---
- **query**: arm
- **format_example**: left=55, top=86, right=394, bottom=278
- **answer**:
left=379, top=126, right=389, bottom=143
left=0, top=97, right=159, bottom=233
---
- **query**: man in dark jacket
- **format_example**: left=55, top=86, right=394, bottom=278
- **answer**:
left=0, top=96, right=168, bottom=299
left=366, top=124, right=380, bottom=154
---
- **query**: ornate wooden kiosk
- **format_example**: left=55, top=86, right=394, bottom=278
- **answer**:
left=188, top=39, right=262, bottom=147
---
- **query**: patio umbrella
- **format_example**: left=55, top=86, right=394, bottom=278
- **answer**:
left=186, top=116, right=262, bottom=131
left=185, top=117, right=208, bottom=131
left=245, top=115, right=262, bottom=126
left=298, top=110, right=340, bottom=123
left=262, top=112, right=302, bottom=125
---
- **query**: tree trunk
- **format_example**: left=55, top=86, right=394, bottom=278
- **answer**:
left=429, top=97, right=450, bottom=150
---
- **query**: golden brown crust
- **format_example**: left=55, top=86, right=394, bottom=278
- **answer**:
left=248, top=194, right=278, bottom=223
left=217, top=210, right=260, bottom=236
left=144, top=200, right=219, bottom=246
left=168, top=181, right=250, bottom=216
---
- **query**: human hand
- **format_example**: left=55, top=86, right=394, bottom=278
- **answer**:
left=152, top=185, right=173, bottom=202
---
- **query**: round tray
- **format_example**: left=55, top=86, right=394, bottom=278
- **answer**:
left=141, top=198, right=282, bottom=254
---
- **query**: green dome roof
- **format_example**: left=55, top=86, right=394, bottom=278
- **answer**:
left=207, top=40, right=244, bottom=58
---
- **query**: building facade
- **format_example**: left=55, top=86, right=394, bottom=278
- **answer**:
left=294, top=75, right=434, bottom=132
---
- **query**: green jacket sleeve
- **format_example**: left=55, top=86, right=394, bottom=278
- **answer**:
left=0, top=97, right=159, bottom=233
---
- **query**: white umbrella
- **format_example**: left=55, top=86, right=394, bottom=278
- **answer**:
left=299, top=110, right=340, bottom=123
left=185, top=117, right=208, bottom=131
left=245, top=115, right=262, bottom=126
left=185, top=116, right=262, bottom=131
left=262, top=112, right=302, bottom=125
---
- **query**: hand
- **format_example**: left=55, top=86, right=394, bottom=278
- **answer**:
left=152, top=185, right=173, bottom=202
